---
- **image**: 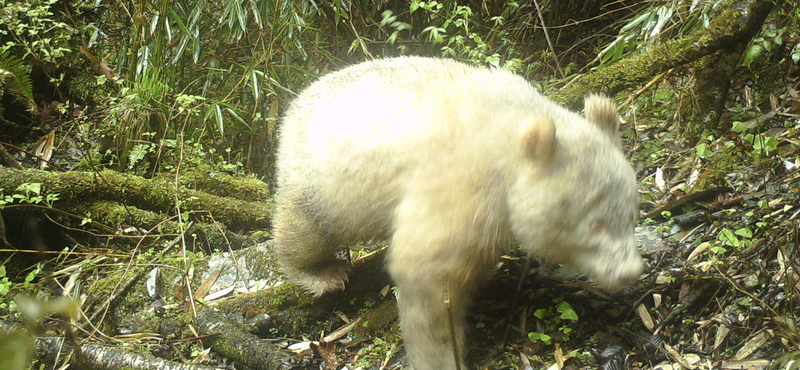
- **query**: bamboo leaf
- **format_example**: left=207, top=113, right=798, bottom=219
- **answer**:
left=250, top=70, right=260, bottom=101
left=249, top=0, right=262, bottom=29
left=225, top=107, right=250, bottom=129
left=214, top=103, right=224, bottom=136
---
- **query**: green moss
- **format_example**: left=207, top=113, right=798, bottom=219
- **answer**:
left=551, top=1, right=744, bottom=108
left=0, top=168, right=272, bottom=231
left=350, top=298, right=398, bottom=339
left=696, top=146, right=740, bottom=189
left=85, top=266, right=149, bottom=331
left=131, top=310, right=161, bottom=333
left=167, top=166, right=270, bottom=202
left=250, top=230, right=271, bottom=243
left=353, top=328, right=403, bottom=368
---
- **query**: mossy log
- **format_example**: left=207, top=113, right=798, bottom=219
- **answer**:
left=64, top=201, right=248, bottom=249
left=552, top=0, right=773, bottom=108
left=685, top=44, right=746, bottom=132
left=0, top=145, right=22, bottom=169
left=195, top=308, right=309, bottom=370
left=212, top=249, right=393, bottom=336
left=35, top=336, right=218, bottom=370
left=156, top=167, right=270, bottom=203
left=196, top=249, right=396, bottom=368
left=0, top=168, right=272, bottom=231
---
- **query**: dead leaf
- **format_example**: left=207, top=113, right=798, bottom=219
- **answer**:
left=311, top=341, right=340, bottom=369
left=288, top=341, right=312, bottom=354
left=636, top=303, right=655, bottom=331
left=194, top=268, right=222, bottom=300
left=322, top=318, right=361, bottom=343
left=554, top=343, right=565, bottom=369
left=734, top=330, right=770, bottom=360
left=720, top=359, right=770, bottom=369
left=656, top=167, right=666, bottom=191
left=687, top=242, right=711, bottom=261
left=664, top=343, right=696, bottom=369
left=714, top=324, right=730, bottom=351
left=33, top=131, right=55, bottom=170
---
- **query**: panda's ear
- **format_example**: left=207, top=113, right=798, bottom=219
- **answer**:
left=584, top=94, right=620, bottom=135
left=519, top=116, right=555, bottom=163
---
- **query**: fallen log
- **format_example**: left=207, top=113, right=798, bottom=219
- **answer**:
left=35, top=336, right=218, bottom=370
left=0, top=167, right=272, bottom=232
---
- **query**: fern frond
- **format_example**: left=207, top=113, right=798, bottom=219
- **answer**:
left=0, top=50, right=34, bottom=103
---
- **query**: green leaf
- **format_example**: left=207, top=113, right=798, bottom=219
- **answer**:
left=168, top=8, right=190, bottom=35
left=225, top=107, right=250, bottom=129
left=0, top=265, right=10, bottom=296
left=764, top=136, right=778, bottom=153
left=128, top=144, right=150, bottom=169
left=380, top=10, right=397, bottom=27
left=718, top=228, right=739, bottom=247
left=528, top=332, right=552, bottom=344
left=743, top=44, right=763, bottom=65
left=556, top=301, right=579, bottom=321
left=734, top=228, right=752, bottom=238
left=23, top=263, right=42, bottom=286
left=485, top=54, right=500, bottom=67
left=528, top=332, right=551, bottom=344
left=731, top=121, right=748, bottom=133
left=214, top=103, right=224, bottom=136
left=249, top=0, right=263, bottom=28
left=696, top=143, right=711, bottom=158
left=150, top=11, right=160, bottom=35
left=533, top=308, right=547, bottom=319
left=0, top=50, right=34, bottom=103
left=711, top=245, right=727, bottom=254
left=250, top=70, right=260, bottom=101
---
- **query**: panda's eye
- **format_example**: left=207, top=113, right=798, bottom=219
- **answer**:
left=590, top=220, right=607, bottom=233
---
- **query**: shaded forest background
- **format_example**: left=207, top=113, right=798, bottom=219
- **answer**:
left=0, top=0, right=799, bottom=369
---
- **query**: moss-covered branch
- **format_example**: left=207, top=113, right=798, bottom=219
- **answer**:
left=36, top=336, right=218, bottom=370
left=157, top=167, right=270, bottom=203
left=0, top=144, right=22, bottom=169
left=195, top=308, right=303, bottom=370
left=63, top=201, right=249, bottom=249
left=0, top=168, right=272, bottom=231
left=213, top=249, right=392, bottom=335
left=552, top=0, right=773, bottom=108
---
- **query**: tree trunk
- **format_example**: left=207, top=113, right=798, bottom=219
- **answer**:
left=552, top=0, right=773, bottom=111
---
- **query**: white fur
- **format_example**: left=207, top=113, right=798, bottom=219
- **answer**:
left=273, top=57, right=644, bottom=370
